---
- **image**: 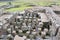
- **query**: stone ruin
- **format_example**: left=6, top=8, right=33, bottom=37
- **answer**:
left=0, top=7, right=60, bottom=40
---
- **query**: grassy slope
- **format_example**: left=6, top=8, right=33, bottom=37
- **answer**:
left=0, top=0, right=60, bottom=12
left=0, top=2, right=8, bottom=6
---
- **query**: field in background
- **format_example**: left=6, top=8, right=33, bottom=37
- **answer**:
left=0, top=0, right=60, bottom=12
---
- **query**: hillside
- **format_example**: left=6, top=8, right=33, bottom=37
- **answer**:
left=0, top=0, right=60, bottom=12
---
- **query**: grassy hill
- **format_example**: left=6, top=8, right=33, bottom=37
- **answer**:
left=0, top=0, right=60, bottom=12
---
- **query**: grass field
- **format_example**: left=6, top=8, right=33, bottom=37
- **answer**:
left=0, top=2, right=7, bottom=6
left=0, top=0, right=60, bottom=12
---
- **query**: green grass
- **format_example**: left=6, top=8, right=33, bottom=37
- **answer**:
left=0, top=2, right=7, bottom=6
left=1, top=0, right=60, bottom=12
left=5, top=6, right=32, bottom=12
